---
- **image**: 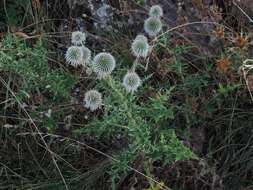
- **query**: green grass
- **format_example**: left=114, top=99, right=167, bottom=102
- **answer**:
left=1, top=1, right=253, bottom=190
left=0, top=35, right=78, bottom=130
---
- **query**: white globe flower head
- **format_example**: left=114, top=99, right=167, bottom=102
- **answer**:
left=84, top=90, right=102, bottom=111
left=149, top=5, right=163, bottom=18
left=135, top=34, right=148, bottom=42
left=144, top=17, right=162, bottom=37
left=65, top=46, right=83, bottom=67
left=80, top=46, right=91, bottom=66
left=131, top=37, right=150, bottom=58
left=123, top=71, right=141, bottom=93
left=71, top=31, right=86, bottom=45
left=85, top=67, right=93, bottom=76
left=92, top=52, right=116, bottom=78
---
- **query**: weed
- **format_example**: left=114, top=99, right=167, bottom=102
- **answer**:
left=1, top=1, right=253, bottom=190
left=0, top=34, right=77, bottom=131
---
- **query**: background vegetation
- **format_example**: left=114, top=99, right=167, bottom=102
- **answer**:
left=0, top=0, right=253, bottom=190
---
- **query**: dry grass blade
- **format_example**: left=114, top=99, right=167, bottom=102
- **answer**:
left=232, top=0, right=253, bottom=23
left=152, top=21, right=233, bottom=43
left=17, top=132, right=173, bottom=190
left=0, top=76, right=70, bottom=190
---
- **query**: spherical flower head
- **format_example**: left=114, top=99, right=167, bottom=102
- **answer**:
left=92, top=52, right=116, bottom=78
left=135, top=34, right=148, bottom=42
left=84, top=90, right=102, bottom=111
left=149, top=5, right=163, bottom=18
left=80, top=46, right=91, bottom=66
left=131, top=37, right=149, bottom=58
left=144, top=17, right=162, bottom=37
left=123, top=71, right=141, bottom=93
left=65, top=46, right=83, bottom=67
left=71, top=31, right=86, bottom=45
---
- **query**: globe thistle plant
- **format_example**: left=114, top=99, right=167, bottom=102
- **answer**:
left=123, top=71, right=141, bottom=93
left=71, top=31, right=86, bottom=45
left=131, top=36, right=150, bottom=58
left=84, top=90, right=102, bottom=111
left=92, top=52, right=116, bottom=78
left=65, top=46, right=83, bottom=66
left=149, top=5, right=163, bottom=18
left=144, top=17, right=162, bottom=37
left=80, top=46, right=91, bottom=66
left=135, top=34, right=148, bottom=42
